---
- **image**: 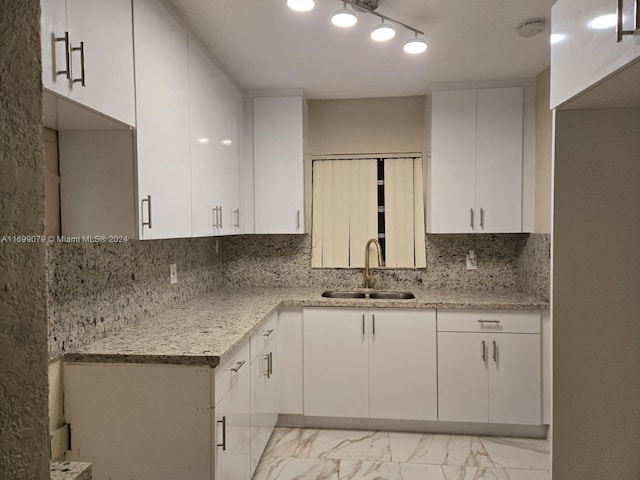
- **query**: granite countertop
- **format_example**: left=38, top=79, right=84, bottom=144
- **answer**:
left=65, top=287, right=548, bottom=367
left=50, top=462, right=92, bottom=480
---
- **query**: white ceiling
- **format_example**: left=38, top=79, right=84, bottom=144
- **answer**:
left=167, top=0, right=555, bottom=99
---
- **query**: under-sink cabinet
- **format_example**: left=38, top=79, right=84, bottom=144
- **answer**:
left=303, top=307, right=438, bottom=421
left=437, top=309, right=542, bottom=425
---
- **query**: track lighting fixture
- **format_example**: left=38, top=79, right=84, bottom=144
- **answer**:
left=287, top=0, right=427, bottom=54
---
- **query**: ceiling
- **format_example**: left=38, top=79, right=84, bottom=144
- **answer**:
left=167, top=0, right=555, bottom=99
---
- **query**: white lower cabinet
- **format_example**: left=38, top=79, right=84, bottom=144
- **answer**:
left=303, top=307, right=438, bottom=420
left=65, top=363, right=213, bottom=480
left=437, top=310, right=542, bottom=425
left=214, top=368, right=251, bottom=480
left=250, top=326, right=279, bottom=476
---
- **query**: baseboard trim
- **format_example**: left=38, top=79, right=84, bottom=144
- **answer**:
left=277, top=414, right=548, bottom=438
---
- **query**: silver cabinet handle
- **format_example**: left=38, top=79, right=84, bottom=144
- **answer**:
left=480, top=208, right=485, bottom=230
left=362, top=314, right=365, bottom=335
left=229, top=360, right=245, bottom=372
left=297, top=210, right=301, bottom=230
left=269, top=352, right=273, bottom=376
left=617, top=0, right=638, bottom=41
left=233, top=209, right=240, bottom=228
left=478, top=320, right=501, bottom=326
left=262, top=329, right=274, bottom=337
left=263, top=354, right=270, bottom=378
left=372, top=314, right=376, bottom=336
left=481, top=340, right=486, bottom=362
left=216, top=416, right=226, bottom=450
left=141, top=195, right=152, bottom=229
left=212, top=207, right=217, bottom=228
left=219, top=206, right=223, bottom=228
left=470, top=208, right=474, bottom=229
left=55, top=32, right=71, bottom=79
left=492, top=340, right=497, bottom=362
left=71, top=41, right=86, bottom=86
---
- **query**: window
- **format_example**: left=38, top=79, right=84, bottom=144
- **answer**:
left=311, top=156, right=426, bottom=268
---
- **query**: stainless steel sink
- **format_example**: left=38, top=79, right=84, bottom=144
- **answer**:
left=321, top=289, right=415, bottom=299
left=369, top=290, right=416, bottom=299
left=321, top=290, right=367, bottom=299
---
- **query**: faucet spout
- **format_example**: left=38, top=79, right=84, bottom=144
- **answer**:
left=364, top=238, right=384, bottom=289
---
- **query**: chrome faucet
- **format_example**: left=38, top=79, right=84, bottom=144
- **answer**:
left=364, top=238, right=384, bottom=289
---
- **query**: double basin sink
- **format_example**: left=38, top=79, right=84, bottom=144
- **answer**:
left=321, top=289, right=415, bottom=300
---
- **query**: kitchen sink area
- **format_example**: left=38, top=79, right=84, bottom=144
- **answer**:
left=321, top=289, right=416, bottom=299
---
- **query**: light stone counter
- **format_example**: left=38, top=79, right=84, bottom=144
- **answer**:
left=64, top=288, right=548, bottom=367
left=50, top=462, right=92, bottom=480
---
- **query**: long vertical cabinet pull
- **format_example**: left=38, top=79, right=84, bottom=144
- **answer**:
left=480, top=208, right=485, bottom=230
left=492, top=340, right=497, bottom=362
left=481, top=340, right=486, bottom=362
left=233, top=209, right=240, bottom=229
left=71, top=41, right=86, bottom=86
left=216, top=416, right=227, bottom=450
left=296, top=210, right=301, bottom=230
left=617, top=0, right=638, bottom=41
left=372, top=314, right=376, bottom=336
left=55, top=32, right=71, bottom=78
left=142, top=195, right=152, bottom=229
left=269, top=352, right=273, bottom=376
left=362, top=314, right=365, bottom=335
left=263, top=354, right=271, bottom=378
left=470, top=208, right=475, bottom=230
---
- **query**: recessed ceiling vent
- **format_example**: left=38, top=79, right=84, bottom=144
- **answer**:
left=517, top=18, right=547, bottom=38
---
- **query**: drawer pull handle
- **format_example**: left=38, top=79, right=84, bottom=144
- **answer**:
left=493, top=340, right=498, bottom=362
left=229, top=360, right=245, bottom=372
left=71, top=41, right=86, bottom=86
left=262, top=329, right=274, bottom=337
left=481, top=340, right=486, bottom=362
left=477, top=320, right=501, bottom=326
left=616, top=0, right=638, bottom=42
left=217, top=416, right=226, bottom=450
left=470, top=208, right=474, bottom=229
left=141, top=195, right=152, bottom=229
left=55, top=32, right=71, bottom=79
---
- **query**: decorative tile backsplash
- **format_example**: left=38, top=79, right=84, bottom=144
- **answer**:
left=46, top=238, right=222, bottom=359
left=220, top=234, right=522, bottom=291
left=516, top=233, right=551, bottom=302
left=47, top=232, right=550, bottom=358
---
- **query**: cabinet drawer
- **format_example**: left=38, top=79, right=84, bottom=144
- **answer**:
left=214, top=339, right=250, bottom=406
left=437, top=309, right=540, bottom=334
left=251, top=312, right=278, bottom=362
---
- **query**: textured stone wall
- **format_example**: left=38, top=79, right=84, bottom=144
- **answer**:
left=47, top=238, right=223, bottom=359
left=516, top=233, right=551, bottom=301
left=221, top=234, right=522, bottom=291
left=0, top=0, right=50, bottom=478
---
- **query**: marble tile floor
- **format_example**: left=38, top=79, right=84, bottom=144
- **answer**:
left=253, top=427, right=550, bottom=480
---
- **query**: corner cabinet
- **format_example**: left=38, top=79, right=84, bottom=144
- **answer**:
left=40, top=0, right=136, bottom=126
left=437, top=310, right=542, bottom=425
left=303, top=308, right=438, bottom=421
left=253, top=96, right=306, bottom=234
left=550, top=0, right=640, bottom=108
left=429, top=88, right=524, bottom=233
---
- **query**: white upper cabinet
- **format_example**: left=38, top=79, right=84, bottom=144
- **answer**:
left=253, top=96, right=306, bottom=234
left=133, top=0, right=191, bottom=239
left=551, top=0, right=640, bottom=108
left=41, top=0, right=136, bottom=126
left=429, top=87, right=523, bottom=233
left=189, top=39, right=242, bottom=237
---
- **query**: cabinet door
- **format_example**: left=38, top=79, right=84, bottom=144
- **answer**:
left=437, top=332, right=489, bottom=423
left=475, top=88, right=523, bottom=233
left=215, top=369, right=251, bottom=480
left=369, top=310, right=437, bottom=421
left=551, top=0, right=640, bottom=108
left=41, top=0, right=69, bottom=97
left=253, top=96, right=305, bottom=234
left=278, top=308, right=303, bottom=415
left=429, top=90, right=477, bottom=233
left=66, top=0, right=135, bottom=126
left=303, top=308, right=369, bottom=418
left=250, top=339, right=279, bottom=477
left=133, top=0, right=191, bottom=239
left=488, top=333, right=541, bottom=425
